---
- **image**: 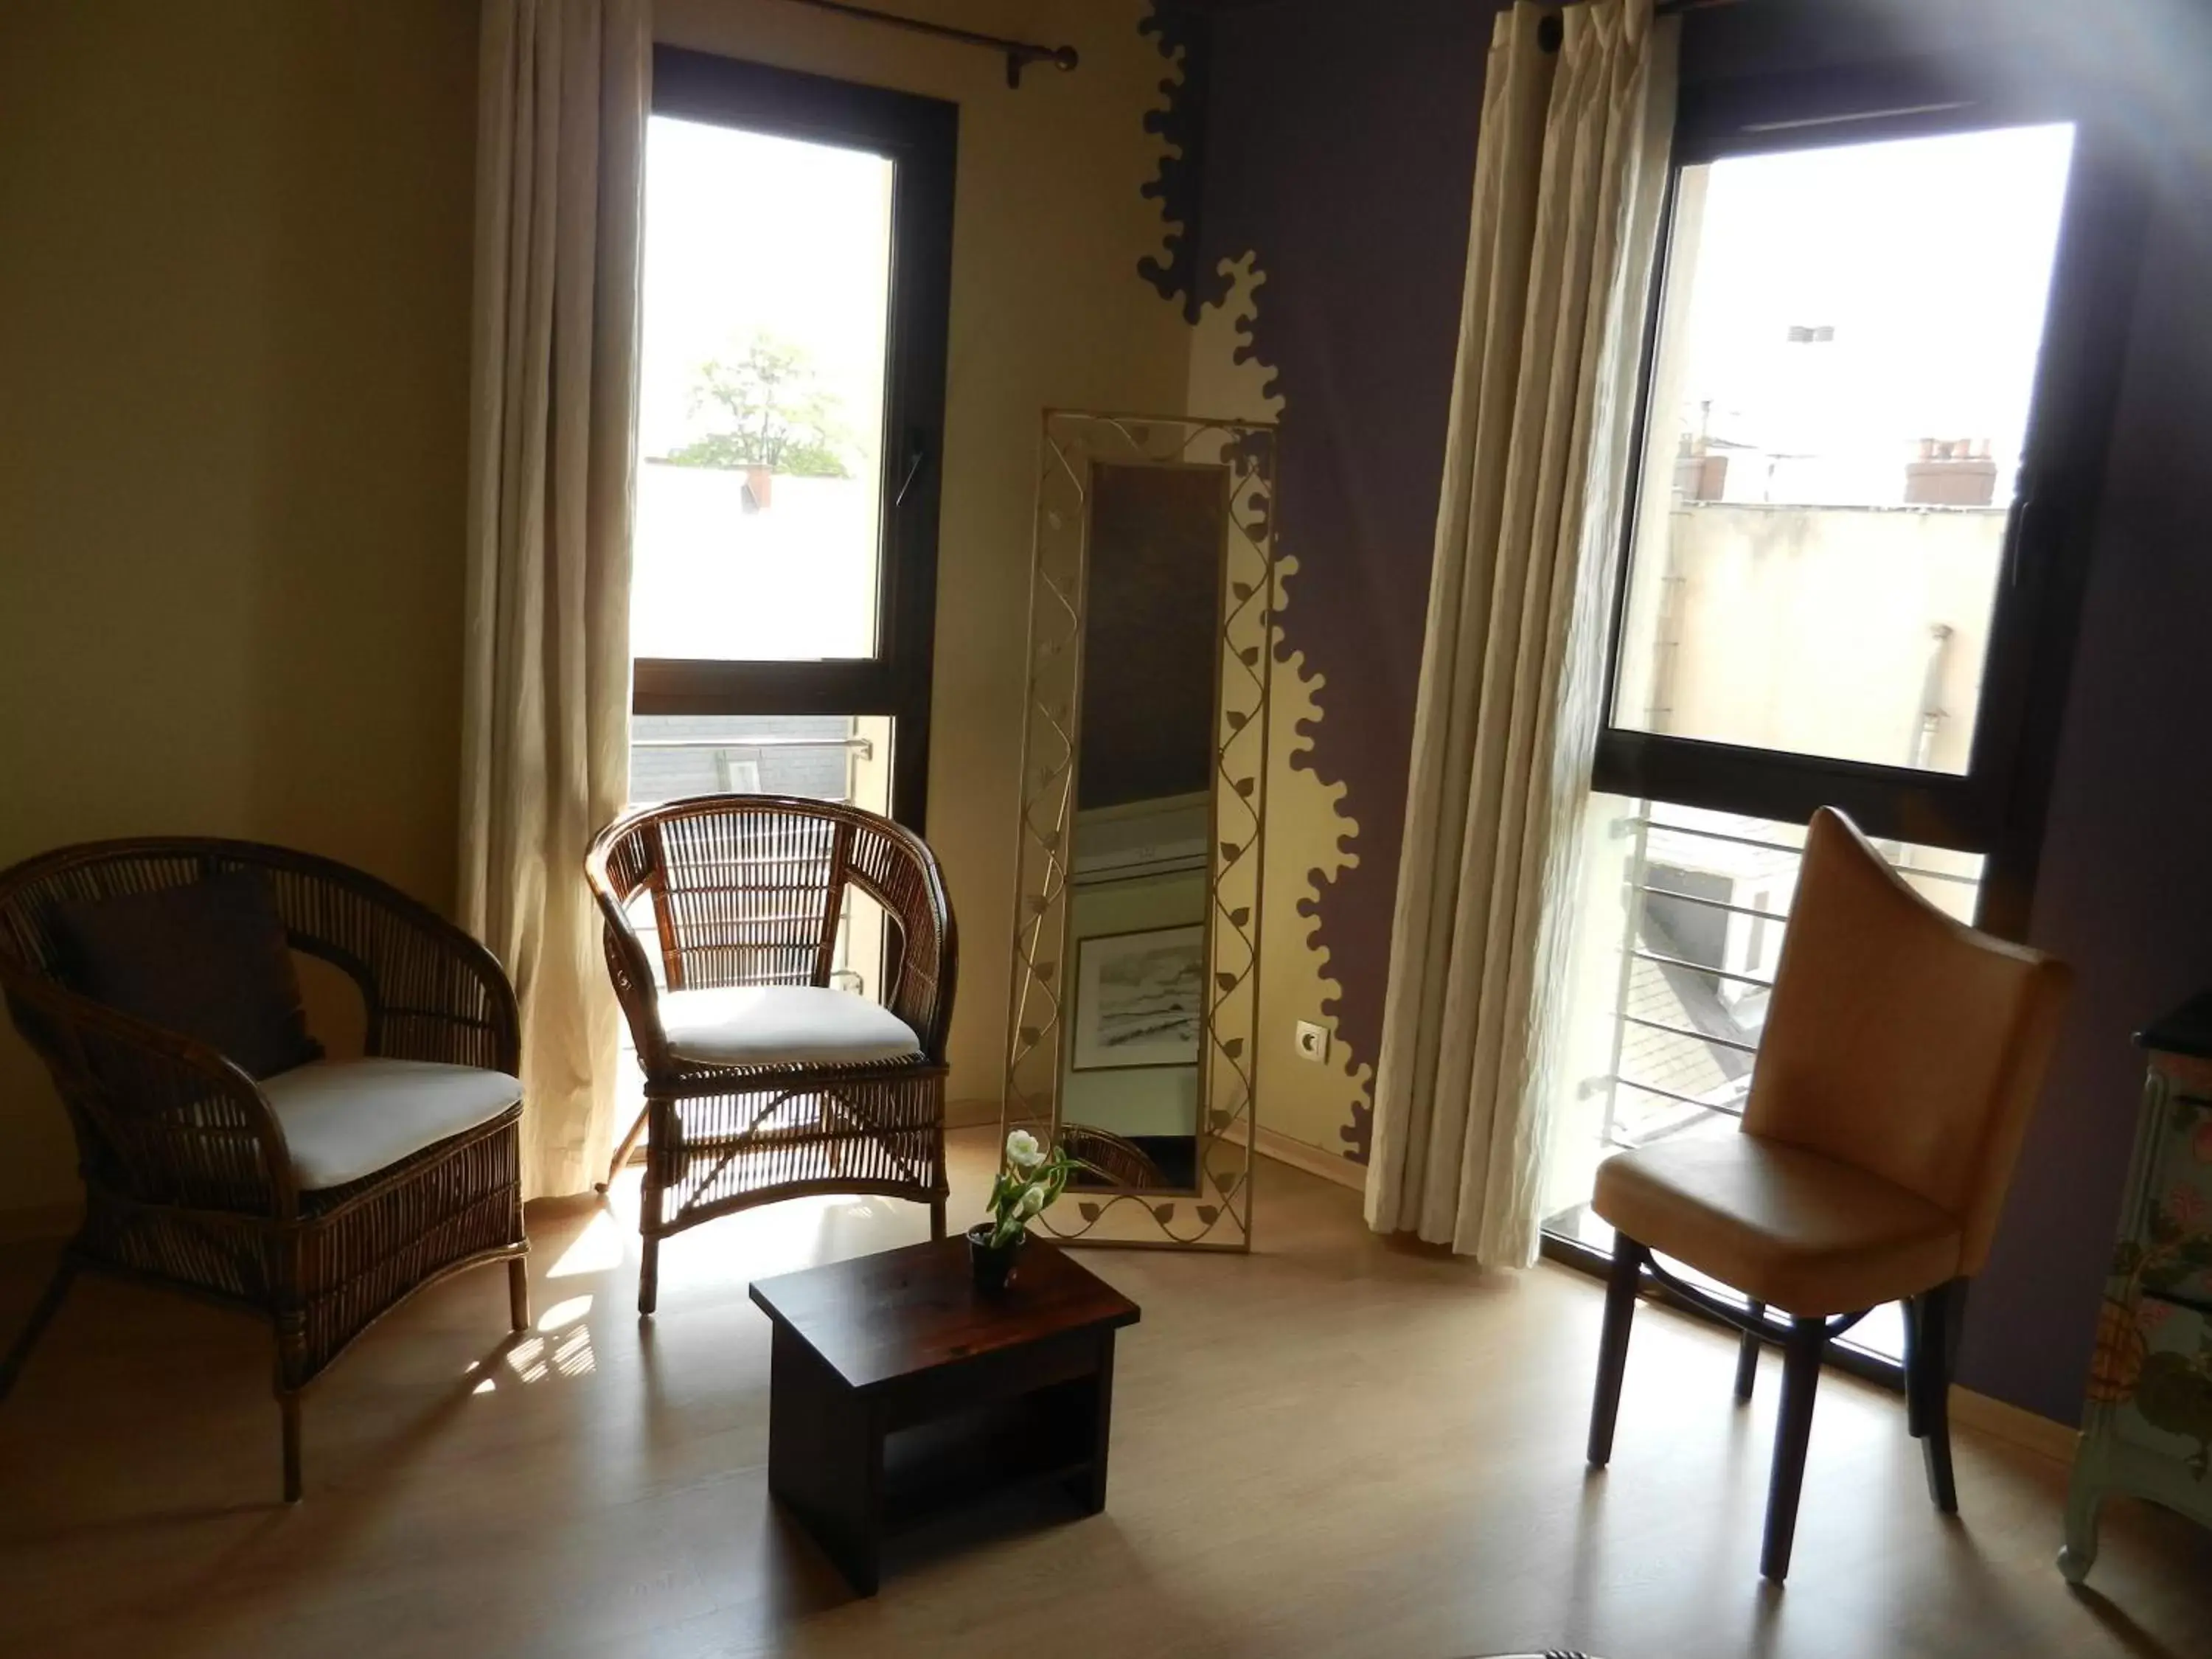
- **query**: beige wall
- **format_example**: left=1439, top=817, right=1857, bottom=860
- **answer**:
left=0, top=1, right=479, bottom=1217
left=0, top=0, right=1192, bottom=1219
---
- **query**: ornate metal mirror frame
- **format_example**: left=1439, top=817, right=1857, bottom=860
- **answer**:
left=1001, top=411, right=1276, bottom=1250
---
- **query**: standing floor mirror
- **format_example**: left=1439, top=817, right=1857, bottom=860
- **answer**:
left=1003, top=411, right=1277, bottom=1250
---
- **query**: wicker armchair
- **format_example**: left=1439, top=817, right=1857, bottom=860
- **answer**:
left=1061, top=1125, right=1170, bottom=1190
left=0, top=839, right=528, bottom=1501
left=586, top=796, right=956, bottom=1315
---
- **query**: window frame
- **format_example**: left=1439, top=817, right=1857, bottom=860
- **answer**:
left=1589, top=53, right=2149, bottom=938
left=630, top=46, right=959, bottom=832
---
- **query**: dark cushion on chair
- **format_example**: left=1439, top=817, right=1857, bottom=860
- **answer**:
left=48, top=869, right=322, bottom=1079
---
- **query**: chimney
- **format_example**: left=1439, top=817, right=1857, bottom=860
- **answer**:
left=742, top=465, right=773, bottom=514
left=1904, top=438, right=1996, bottom=507
left=1674, top=431, right=1728, bottom=503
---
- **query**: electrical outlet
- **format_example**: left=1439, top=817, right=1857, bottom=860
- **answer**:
left=1293, top=1020, right=1330, bottom=1064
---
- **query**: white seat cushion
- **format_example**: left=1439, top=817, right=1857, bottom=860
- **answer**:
left=661, top=984, right=922, bottom=1070
left=262, top=1058, right=523, bottom=1191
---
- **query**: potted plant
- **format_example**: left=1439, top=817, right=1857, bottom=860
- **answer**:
left=969, top=1130, right=1081, bottom=1293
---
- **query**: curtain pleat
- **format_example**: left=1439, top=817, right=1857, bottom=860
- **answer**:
left=1366, top=0, right=1674, bottom=1262
left=459, top=0, right=648, bottom=1200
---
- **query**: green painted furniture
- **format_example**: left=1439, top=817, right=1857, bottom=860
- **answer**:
left=2060, top=990, right=2212, bottom=1582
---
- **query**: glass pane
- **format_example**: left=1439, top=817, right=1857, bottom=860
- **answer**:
left=631, top=116, right=894, bottom=662
left=1612, top=125, right=2076, bottom=772
left=627, top=712, right=891, bottom=815
left=622, top=713, right=894, bottom=984
left=1543, top=796, right=1986, bottom=1366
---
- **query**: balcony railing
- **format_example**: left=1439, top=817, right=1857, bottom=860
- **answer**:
left=1594, top=806, right=1978, bottom=1158
left=627, top=717, right=880, bottom=813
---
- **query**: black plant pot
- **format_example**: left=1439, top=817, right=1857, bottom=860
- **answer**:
left=966, top=1222, right=1026, bottom=1295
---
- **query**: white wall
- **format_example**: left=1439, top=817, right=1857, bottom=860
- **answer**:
left=1637, top=503, right=2008, bottom=774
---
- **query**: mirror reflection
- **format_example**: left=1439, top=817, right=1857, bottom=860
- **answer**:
left=1060, top=461, right=1230, bottom=1195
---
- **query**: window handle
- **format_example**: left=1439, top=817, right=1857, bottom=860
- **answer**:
left=2003, top=477, right=2037, bottom=591
left=893, top=434, right=928, bottom=508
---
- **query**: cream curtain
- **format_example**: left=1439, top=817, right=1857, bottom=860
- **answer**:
left=459, top=0, right=647, bottom=1200
left=1365, top=0, right=1675, bottom=1261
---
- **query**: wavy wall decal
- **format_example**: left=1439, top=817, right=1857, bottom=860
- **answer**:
left=1135, top=0, right=1492, bottom=1164
left=1184, top=253, right=1373, bottom=1165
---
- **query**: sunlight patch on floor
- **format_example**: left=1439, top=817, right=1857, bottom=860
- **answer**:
left=538, top=1295, right=592, bottom=1332
left=547, top=1210, right=627, bottom=1280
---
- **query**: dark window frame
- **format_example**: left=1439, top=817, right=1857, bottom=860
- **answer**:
left=633, top=46, right=959, bottom=832
left=1590, top=52, right=2149, bottom=938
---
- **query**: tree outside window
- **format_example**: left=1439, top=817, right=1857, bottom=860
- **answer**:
left=661, top=330, right=855, bottom=479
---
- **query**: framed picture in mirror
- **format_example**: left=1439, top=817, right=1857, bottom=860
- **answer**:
left=1069, top=924, right=1205, bottom=1071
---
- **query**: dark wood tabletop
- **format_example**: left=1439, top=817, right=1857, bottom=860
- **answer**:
left=748, top=1237, right=1141, bottom=1395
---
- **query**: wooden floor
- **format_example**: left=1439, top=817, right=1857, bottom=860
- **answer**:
left=1, top=1128, right=2206, bottom=1659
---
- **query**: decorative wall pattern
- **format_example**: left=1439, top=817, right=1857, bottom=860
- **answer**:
left=1136, top=2, right=1227, bottom=322
left=1186, top=254, right=1372, bottom=1164
left=1140, top=0, right=1495, bottom=1161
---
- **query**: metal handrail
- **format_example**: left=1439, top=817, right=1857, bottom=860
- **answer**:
left=1632, top=946, right=1774, bottom=992
left=1599, top=799, right=1985, bottom=1155
left=632, top=734, right=874, bottom=755
left=1630, top=812, right=1981, bottom=885
left=1620, top=1012, right=1760, bottom=1057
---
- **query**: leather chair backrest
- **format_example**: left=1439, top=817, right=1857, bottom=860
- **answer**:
left=1742, top=807, right=2071, bottom=1273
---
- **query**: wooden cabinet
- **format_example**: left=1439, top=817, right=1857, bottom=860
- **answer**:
left=2061, top=991, right=2212, bottom=1582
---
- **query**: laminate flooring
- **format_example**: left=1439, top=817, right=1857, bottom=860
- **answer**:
left=1, top=1128, right=2205, bottom=1658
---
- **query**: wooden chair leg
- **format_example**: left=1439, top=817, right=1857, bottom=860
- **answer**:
left=279, top=1394, right=303, bottom=1504
left=1761, top=1315, right=1826, bottom=1581
left=1735, top=1300, right=1765, bottom=1402
left=598, top=1103, right=650, bottom=1195
left=637, top=1102, right=667, bottom=1318
left=1587, top=1235, right=1645, bottom=1467
left=508, top=1256, right=532, bottom=1332
left=1902, top=1291, right=1930, bottom=1439
left=1909, top=1280, right=1963, bottom=1513
left=0, top=1254, right=77, bottom=1398
left=929, top=1199, right=946, bottom=1242
left=639, top=1233, right=661, bottom=1318
left=274, top=1313, right=308, bottom=1503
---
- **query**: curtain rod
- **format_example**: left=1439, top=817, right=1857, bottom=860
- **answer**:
left=1540, top=0, right=1742, bottom=53
left=771, top=0, right=1079, bottom=88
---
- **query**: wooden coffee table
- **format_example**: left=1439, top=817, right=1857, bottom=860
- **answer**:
left=748, top=1237, right=1141, bottom=1595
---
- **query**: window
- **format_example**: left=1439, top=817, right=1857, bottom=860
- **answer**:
left=606, top=55, right=954, bottom=1155
left=1610, top=123, right=2075, bottom=776
left=1546, top=56, right=2149, bottom=1372
left=630, top=49, right=956, bottom=830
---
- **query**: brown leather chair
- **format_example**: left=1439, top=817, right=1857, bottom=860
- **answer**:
left=1585, top=807, right=2070, bottom=1581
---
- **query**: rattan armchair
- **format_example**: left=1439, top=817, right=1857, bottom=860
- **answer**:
left=0, top=839, right=529, bottom=1501
left=586, top=796, right=956, bottom=1315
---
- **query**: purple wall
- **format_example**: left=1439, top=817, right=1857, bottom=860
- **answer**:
left=1183, top=0, right=2212, bottom=1417
left=1193, top=0, right=1500, bottom=1156
left=1958, top=151, right=2212, bottom=1419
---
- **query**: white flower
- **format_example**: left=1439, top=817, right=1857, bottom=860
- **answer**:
left=1005, top=1129, right=1045, bottom=1172
left=1018, top=1182, right=1048, bottom=1216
